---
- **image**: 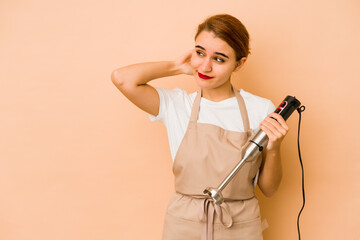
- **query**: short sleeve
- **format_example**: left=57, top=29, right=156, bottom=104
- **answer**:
left=264, top=100, right=276, bottom=118
left=148, top=87, right=187, bottom=123
left=259, top=100, right=275, bottom=124
left=148, top=87, right=166, bottom=122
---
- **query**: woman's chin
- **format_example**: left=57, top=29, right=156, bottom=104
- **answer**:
left=195, top=78, right=213, bottom=89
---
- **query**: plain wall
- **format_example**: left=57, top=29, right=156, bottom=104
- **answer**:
left=1, top=0, right=359, bottom=239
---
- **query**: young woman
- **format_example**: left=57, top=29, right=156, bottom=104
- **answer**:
left=112, top=14, right=288, bottom=240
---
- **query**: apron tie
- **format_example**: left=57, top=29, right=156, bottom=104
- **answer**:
left=199, top=198, right=233, bottom=240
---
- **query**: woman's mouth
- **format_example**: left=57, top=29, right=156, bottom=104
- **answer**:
left=198, top=72, right=214, bottom=80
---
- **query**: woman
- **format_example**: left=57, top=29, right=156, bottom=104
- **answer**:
left=111, top=14, right=288, bottom=240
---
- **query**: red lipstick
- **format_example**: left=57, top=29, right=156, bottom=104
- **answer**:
left=198, top=72, right=213, bottom=79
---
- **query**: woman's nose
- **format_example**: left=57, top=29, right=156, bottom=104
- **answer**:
left=200, top=57, right=212, bottom=72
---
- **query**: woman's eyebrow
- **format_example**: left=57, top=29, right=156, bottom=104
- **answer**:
left=195, top=45, right=229, bottom=59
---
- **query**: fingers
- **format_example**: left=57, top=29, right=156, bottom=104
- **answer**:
left=260, top=113, right=289, bottom=141
left=177, top=49, right=193, bottom=65
left=174, top=50, right=194, bottom=75
left=266, top=113, right=288, bottom=134
left=260, top=121, right=282, bottom=140
left=268, top=113, right=288, bottom=130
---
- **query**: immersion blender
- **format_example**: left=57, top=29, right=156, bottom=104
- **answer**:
left=203, top=96, right=301, bottom=205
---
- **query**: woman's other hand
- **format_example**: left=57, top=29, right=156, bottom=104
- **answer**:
left=259, top=113, right=289, bottom=152
left=174, top=50, right=194, bottom=75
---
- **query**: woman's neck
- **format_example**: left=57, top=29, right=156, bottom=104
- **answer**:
left=201, top=82, right=235, bottom=102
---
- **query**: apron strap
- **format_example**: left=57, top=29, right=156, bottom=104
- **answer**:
left=189, top=88, right=202, bottom=123
left=190, top=86, right=251, bottom=132
left=233, top=86, right=250, bottom=132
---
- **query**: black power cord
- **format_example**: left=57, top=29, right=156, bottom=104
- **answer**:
left=296, top=105, right=306, bottom=240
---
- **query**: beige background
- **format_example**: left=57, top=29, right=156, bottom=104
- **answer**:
left=1, top=0, right=359, bottom=239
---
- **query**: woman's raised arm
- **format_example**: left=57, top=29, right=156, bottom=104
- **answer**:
left=111, top=51, right=193, bottom=116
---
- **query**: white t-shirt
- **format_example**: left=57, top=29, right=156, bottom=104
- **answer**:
left=149, top=88, right=276, bottom=161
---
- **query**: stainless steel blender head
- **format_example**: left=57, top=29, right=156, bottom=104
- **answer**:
left=203, top=130, right=268, bottom=204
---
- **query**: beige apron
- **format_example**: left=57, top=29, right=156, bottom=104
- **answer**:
left=162, top=86, right=264, bottom=240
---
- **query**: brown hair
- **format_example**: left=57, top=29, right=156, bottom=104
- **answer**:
left=195, top=14, right=250, bottom=61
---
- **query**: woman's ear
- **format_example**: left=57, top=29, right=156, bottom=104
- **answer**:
left=234, top=57, right=247, bottom=72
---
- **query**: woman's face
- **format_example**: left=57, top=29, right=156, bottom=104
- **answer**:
left=191, top=30, right=243, bottom=90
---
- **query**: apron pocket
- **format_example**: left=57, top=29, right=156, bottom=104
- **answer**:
left=214, top=216, right=263, bottom=240
left=162, top=213, right=202, bottom=240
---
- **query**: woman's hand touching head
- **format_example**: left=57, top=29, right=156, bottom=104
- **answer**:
left=174, top=50, right=194, bottom=75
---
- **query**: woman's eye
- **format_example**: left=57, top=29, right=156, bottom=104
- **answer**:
left=196, top=51, right=204, bottom=56
left=215, top=57, right=225, bottom=63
